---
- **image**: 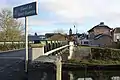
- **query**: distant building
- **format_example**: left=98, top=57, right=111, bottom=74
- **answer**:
left=113, top=27, right=120, bottom=42
left=77, top=33, right=90, bottom=46
left=79, top=38, right=90, bottom=46
left=88, top=22, right=112, bottom=39
left=87, top=22, right=113, bottom=47
left=28, top=33, right=46, bottom=43
left=90, top=34, right=113, bottom=47
left=69, top=28, right=72, bottom=36
left=48, top=33, right=67, bottom=41
left=45, top=33, right=56, bottom=38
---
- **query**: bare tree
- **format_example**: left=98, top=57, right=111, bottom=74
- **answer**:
left=54, top=29, right=66, bottom=34
left=0, top=9, right=24, bottom=41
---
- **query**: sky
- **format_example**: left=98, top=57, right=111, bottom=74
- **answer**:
left=1, top=0, right=120, bottom=35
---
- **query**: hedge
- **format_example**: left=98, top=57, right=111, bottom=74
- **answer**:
left=0, top=43, right=25, bottom=51
left=91, top=47, right=120, bottom=60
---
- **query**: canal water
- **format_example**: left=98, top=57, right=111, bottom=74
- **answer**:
left=28, top=63, right=120, bottom=80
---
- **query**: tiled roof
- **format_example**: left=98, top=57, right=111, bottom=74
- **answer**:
left=88, top=22, right=111, bottom=32
left=48, top=34, right=67, bottom=41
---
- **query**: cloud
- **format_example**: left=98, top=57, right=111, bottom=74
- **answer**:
left=40, top=0, right=120, bottom=24
left=1, top=0, right=120, bottom=34
left=28, top=19, right=52, bottom=26
left=2, top=0, right=120, bottom=24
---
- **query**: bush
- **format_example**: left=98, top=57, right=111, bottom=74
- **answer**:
left=0, top=43, right=25, bottom=51
left=91, top=47, right=120, bottom=60
left=109, top=42, right=120, bottom=49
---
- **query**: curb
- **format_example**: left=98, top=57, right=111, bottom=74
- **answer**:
left=0, top=48, right=25, bottom=54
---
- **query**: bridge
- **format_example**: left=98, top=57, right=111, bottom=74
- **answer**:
left=0, top=40, right=74, bottom=80
left=0, top=40, right=119, bottom=80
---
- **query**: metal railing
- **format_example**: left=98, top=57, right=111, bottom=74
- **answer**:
left=44, top=41, right=68, bottom=53
left=0, top=40, right=68, bottom=51
left=44, top=45, right=69, bottom=56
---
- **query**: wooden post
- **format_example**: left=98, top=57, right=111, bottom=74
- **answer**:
left=56, top=55, right=62, bottom=80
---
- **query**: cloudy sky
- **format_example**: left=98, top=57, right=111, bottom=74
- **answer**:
left=1, top=0, right=120, bottom=34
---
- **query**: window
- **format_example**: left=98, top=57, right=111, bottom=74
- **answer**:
left=84, top=41, right=89, bottom=44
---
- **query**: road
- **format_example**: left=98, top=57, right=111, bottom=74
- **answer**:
left=0, top=49, right=31, bottom=80
left=0, top=49, right=32, bottom=59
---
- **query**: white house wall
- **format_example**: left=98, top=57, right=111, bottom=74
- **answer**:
left=114, top=33, right=120, bottom=42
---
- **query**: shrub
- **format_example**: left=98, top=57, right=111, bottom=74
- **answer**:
left=0, top=43, right=25, bottom=51
left=91, top=47, right=120, bottom=60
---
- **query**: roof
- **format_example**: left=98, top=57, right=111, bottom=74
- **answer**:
left=94, top=34, right=112, bottom=40
left=114, top=27, right=120, bottom=33
left=77, top=33, right=88, bottom=40
left=88, top=22, right=111, bottom=32
left=48, top=33, right=67, bottom=41
left=28, top=35, right=46, bottom=41
left=45, top=33, right=59, bottom=38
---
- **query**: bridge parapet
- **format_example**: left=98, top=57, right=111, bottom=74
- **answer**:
left=43, top=41, right=68, bottom=53
left=30, top=41, right=74, bottom=61
left=29, top=41, right=69, bottom=61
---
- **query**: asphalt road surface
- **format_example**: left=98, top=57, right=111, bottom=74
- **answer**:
left=0, top=49, right=31, bottom=80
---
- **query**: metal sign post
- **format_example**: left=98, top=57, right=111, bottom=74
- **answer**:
left=13, top=1, right=38, bottom=73
left=25, top=17, right=28, bottom=72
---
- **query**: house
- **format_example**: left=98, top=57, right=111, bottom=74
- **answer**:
left=28, top=35, right=46, bottom=41
left=45, top=33, right=56, bottom=38
left=79, top=38, right=90, bottom=46
left=113, top=27, right=120, bottom=42
left=67, top=28, right=90, bottom=45
left=88, top=22, right=112, bottom=39
left=90, top=34, right=113, bottom=47
left=48, top=33, right=67, bottom=41
left=87, top=22, right=113, bottom=47
left=76, top=33, right=90, bottom=46
left=28, top=33, right=46, bottom=43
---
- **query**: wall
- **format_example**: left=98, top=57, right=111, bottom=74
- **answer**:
left=114, top=33, right=120, bottom=42
left=88, top=31, right=95, bottom=39
left=94, top=36, right=113, bottom=47
left=79, top=39, right=90, bottom=46
left=94, top=27, right=111, bottom=35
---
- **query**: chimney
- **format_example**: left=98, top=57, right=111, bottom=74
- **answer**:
left=100, top=22, right=104, bottom=25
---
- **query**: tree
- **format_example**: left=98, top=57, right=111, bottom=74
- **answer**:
left=0, top=9, right=23, bottom=41
left=54, top=29, right=66, bottom=34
